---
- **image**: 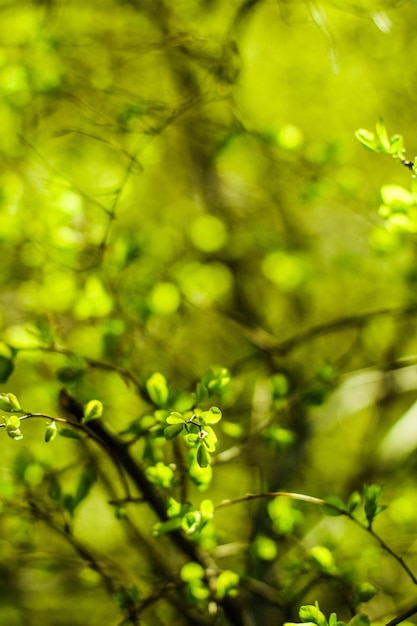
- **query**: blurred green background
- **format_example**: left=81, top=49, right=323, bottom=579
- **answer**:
left=2, top=1, right=417, bottom=624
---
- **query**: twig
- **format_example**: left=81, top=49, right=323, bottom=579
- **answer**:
left=215, top=491, right=325, bottom=509
left=367, top=526, right=417, bottom=585
left=215, top=491, right=417, bottom=586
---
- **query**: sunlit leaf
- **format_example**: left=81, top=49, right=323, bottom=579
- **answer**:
left=45, top=421, right=58, bottom=442
left=376, top=118, right=390, bottom=151
left=216, top=570, right=239, bottom=599
left=180, top=562, right=205, bottom=582
left=299, top=603, right=328, bottom=626
left=202, top=406, right=222, bottom=424
left=380, top=184, right=414, bottom=208
left=0, top=393, right=21, bottom=412
left=146, top=373, right=169, bottom=408
left=355, top=128, right=378, bottom=151
left=166, top=412, right=185, bottom=425
left=83, top=399, right=103, bottom=422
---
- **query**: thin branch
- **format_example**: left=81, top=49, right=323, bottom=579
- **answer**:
left=52, top=127, right=143, bottom=172
left=6, top=411, right=133, bottom=501
left=18, top=134, right=109, bottom=212
left=215, top=491, right=417, bottom=586
left=215, top=491, right=325, bottom=509
left=367, top=526, right=417, bottom=585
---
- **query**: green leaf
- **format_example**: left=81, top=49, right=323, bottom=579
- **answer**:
left=355, top=128, right=378, bottom=152
left=201, top=367, right=231, bottom=397
left=386, top=212, right=417, bottom=233
left=200, top=428, right=210, bottom=445
left=180, top=562, right=205, bottom=582
left=62, top=493, right=75, bottom=516
left=221, top=420, right=243, bottom=438
left=329, top=614, right=346, bottom=626
left=202, top=406, right=222, bottom=424
left=253, top=535, right=278, bottom=560
left=45, top=421, right=58, bottom=442
left=188, top=451, right=213, bottom=488
left=363, top=484, right=387, bottom=524
left=164, top=423, right=184, bottom=439
left=200, top=426, right=217, bottom=452
left=188, top=578, right=210, bottom=600
left=152, top=517, right=183, bottom=537
left=347, top=491, right=361, bottom=514
left=380, top=184, right=414, bottom=209
left=166, top=497, right=182, bottom=518
left=389, top=133, right=404, bottom=158
left=354, top=582, right=378, bottom=605
left=376, top=118, right=390, bottom=151
left=299, top=603, right=328, bottom=626
left=83, top=399, right=103, bottom=422
left=59, top=428, right=82, bottom=440
left=216, top=570, right=239, bottom=599
left=262, top=425, right=295, bottom=448
left=4, top=415, right=20, bottom=430
left=166, top=411, right=185, bottom=424
left=146, top=372, right=169, bottom=407
left=197, top=443, right=210, bottom=468
left=271, top=373, right=290, bottom=398
left=6, top=427, right=23, bottom=440
left=309, top=545, right=337, bottom=574
left=200, top=498, right=214, bottom=520
left=146, top=462, right=174, bottom=488
left=0, top=393, right=21, bottom=412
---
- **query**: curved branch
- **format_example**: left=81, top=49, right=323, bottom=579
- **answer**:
left=215, top=491, right=417, bottom=586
